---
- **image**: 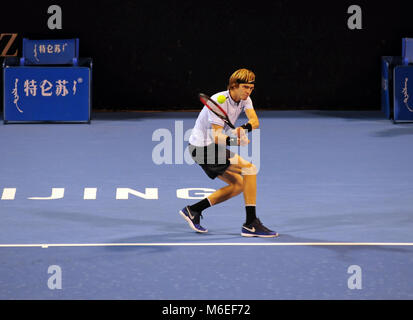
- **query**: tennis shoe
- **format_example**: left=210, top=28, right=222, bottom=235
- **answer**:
left=179, top=206, right=208, bottom=233
left=241, top=218, right=278, bottom=238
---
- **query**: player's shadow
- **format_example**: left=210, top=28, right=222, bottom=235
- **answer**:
left=372, top=126, right=413, bottom=137
left=268, top=234, right=413, bottom=261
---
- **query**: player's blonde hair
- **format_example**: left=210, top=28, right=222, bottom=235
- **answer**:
left=228, top=68, right=256, bottom=90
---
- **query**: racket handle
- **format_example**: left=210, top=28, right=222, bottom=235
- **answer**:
left=226, top=136, right=239, bottom=146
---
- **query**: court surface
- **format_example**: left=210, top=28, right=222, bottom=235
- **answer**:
left=1, top=110, right=413, bottom=299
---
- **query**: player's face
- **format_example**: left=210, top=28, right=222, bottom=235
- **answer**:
left=234, top=84, right=255, bottom=101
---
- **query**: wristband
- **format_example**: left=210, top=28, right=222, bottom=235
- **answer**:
left=226, top=136, right=239, bottom=146
left=240, top=122, right=253, bottom=132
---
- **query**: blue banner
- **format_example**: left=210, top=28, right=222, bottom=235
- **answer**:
left=393, top=66, right=413, bottom=123
left=3, top=66, right=90, bottom=122
left=381, top=57, right=391, bottom=119
left=22, top=39, right=79, bottom=65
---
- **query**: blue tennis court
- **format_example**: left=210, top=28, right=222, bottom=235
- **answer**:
left=1, top=110, right=413, bottom=300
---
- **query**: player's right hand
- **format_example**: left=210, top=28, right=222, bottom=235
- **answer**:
left=237, top=127, right=250, bottom=146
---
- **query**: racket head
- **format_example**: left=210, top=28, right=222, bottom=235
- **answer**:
left=198, top=93, right=235, bottom=129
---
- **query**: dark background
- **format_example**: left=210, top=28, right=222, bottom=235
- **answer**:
left=1, top=0, right=413, bottom=111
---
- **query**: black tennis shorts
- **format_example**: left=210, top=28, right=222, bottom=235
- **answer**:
left=188, top=143, right=235, bottom=179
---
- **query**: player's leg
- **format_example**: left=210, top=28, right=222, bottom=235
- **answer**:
left=179, top=171, right=242, bottom=233
left=226, top=154, right=257, bottom=209
left=185, top=143, right=244, bottom=211
left=180, top=143, right=239, bottom=233
left=209, top=170, right=244, bottom=205
left=226, top=154, right=278, bottom=237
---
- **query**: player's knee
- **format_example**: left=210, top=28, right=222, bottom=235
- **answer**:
left=228, top=175, right=243, bottom=195
left=241, top=163, right=257, bottom=176
left=232, top=179, right=243, bottom=195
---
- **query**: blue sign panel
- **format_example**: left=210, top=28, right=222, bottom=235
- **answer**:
left=381, top=57, right=391, bottom=119
left=22, top=38, right=79, bottom=65
left=393, top=66, right=413, bottom=123
left=3, top=66, right=90, bottom=123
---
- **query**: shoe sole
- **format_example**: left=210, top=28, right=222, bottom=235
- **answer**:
left=241, top=231, right=279, bottom=238
left=179, top=210, right=208, bottom=233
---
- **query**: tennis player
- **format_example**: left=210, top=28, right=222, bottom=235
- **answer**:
left=179, top=68, right=278, bottom=237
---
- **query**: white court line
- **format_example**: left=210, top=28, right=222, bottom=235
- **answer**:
left=0, top=242, right=413, bottom=248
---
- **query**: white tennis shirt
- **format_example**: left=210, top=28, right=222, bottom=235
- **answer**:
left=189, top=90, right=254, bottom=147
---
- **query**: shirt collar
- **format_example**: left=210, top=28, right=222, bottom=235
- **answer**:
left=227, top=90, right=240, bottom=107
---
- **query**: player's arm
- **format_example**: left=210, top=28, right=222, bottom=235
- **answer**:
left=211, top=123, right=243, bottom=146
left=211, top=124, right=229, bottom=145
left=243, top=108, right=260, bottom=130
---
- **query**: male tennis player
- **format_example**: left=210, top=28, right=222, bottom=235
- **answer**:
left=179, top=68, right=278, bottom=238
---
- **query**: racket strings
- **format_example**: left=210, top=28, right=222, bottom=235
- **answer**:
left=201, top=99, right=225, bottom=118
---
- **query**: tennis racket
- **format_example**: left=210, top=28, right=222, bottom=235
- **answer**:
left=198, top=93, right=235, bottom=129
